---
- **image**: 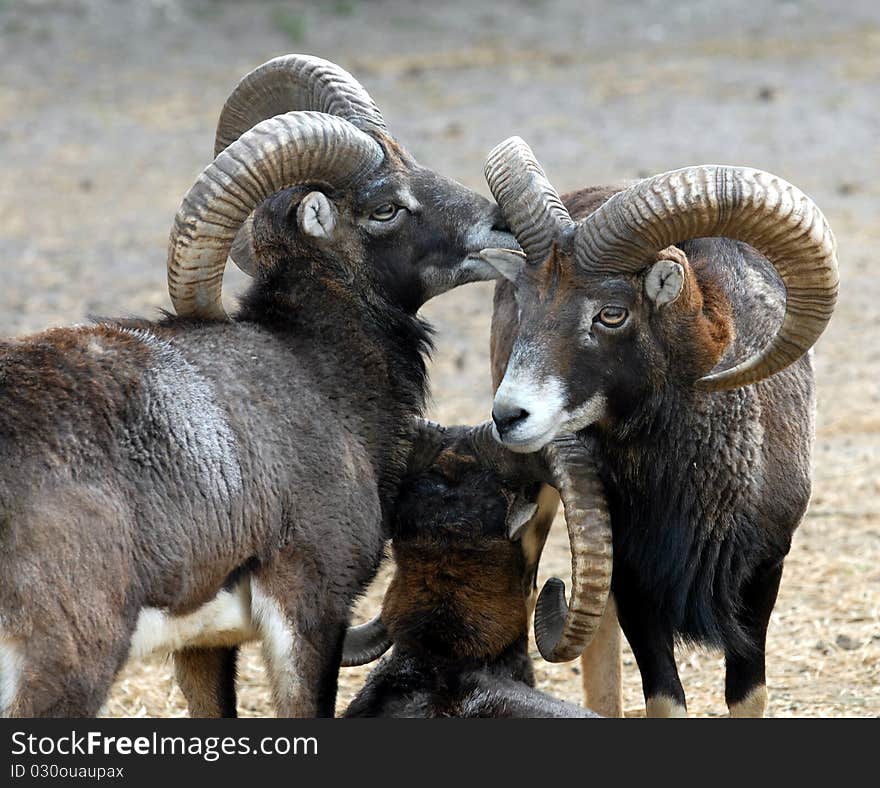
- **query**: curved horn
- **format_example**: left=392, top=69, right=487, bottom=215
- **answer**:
left=226, top=215, right=257, bottom=278
left=167, top=111, right=384, bottom=320
left=341, top=615, right=392, bottom=667
left=215, top=54, right=386, bottom=157
left=214, top=55, right=387, bottom=276
left=465, top=423, right=612, bottom=662
left=532, top=435, right=612, bottom=662
left=405, top=418, right=457, bottom=474
left=573, top=165, right=839, bottom=391
left=484, top=136, right=575, bottom=266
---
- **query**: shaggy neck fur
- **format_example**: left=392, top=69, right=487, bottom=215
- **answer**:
left=596, top=387, right=759, bottom=655
left=236, top=256, right=433, bottom=522
left=381, top=539, right=529, bottom=666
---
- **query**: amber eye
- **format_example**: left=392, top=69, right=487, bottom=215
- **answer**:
left=369, top=203, right=400, bottom=221
left=596, top=306, right=628, bottom=327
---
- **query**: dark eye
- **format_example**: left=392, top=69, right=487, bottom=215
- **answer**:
left=596, top=306, right=628, bottom=328
left=369, top=203, right=400, bottom=221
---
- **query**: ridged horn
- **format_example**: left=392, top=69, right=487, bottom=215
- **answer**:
left=484, top=136, right=575, bottom=266
left=215, top=54, right=386, bottom=156
left=573, top=165, right=839, bottom=390
left=532, top=435, right=612, bottom=662
left=341, top=615, right=392, bottom=667
left=214, top=55, right=387, bottom=276
left=466, top=424, right=612, bottom=662
left=167, top=111, right=384, bottom=320
left=405, top=419, right=453, bottom=474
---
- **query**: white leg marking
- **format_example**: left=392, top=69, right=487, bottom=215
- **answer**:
left=250, top=581, right=301, bottom=715
left=729, top=685, right=768, bottom=718
left=1, top=630, right=25, bottom=717
left=646, top=695, right=687, bottom=718
left=129, top=581, right=256, bottom=661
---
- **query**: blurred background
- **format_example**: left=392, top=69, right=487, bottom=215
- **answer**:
left=0, top=0, right=877, bottom=717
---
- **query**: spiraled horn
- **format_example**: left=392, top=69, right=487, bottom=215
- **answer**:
left=167, top=111, right=383, bottom=320
left=484, top=136, right=575, bottom=266
left=213, top=55, right=387, bottom=277
left=532, top=435, right=612, bottom=662
left=465, top=423, right=612, bottom=662
left=214, top=54, right=386, bottom=157
left=573, top=165, right=838, bottom=390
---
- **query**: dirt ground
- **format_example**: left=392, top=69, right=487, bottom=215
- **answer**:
left=1, top=0, right=877, bottom=718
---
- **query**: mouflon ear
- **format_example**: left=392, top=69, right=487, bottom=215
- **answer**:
left=298, top=191, right=338, bottom=240
left=645, top=246, right=690, bottom=307
left=480, top=248, right=527, bottom=283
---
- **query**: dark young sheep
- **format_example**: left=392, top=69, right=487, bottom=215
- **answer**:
left=0, top=90, right=517, bottom=718
left=345, top=426, right=599, bottom=718
left=480, top=138, right=838, bottom=717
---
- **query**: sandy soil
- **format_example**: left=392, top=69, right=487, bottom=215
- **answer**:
left=1, top=0, right=877, bottom=717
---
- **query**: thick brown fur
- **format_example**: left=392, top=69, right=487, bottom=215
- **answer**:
left=0, top=176, right=490, bottom=717
left=345, top=436, right=599, bottom=718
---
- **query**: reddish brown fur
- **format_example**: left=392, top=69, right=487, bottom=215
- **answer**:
left=0, top=325, right=151, bottom=459
left=530, top=244, right=579, bottom=305
left=372, top=130, right=415, bottom=170
left=381, top=541, right=528, bottom=662
left=654, top=246, right=735, bottom=383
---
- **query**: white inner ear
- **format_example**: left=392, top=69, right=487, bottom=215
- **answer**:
left=645, top=260, right=684, bottom=306
left=298, top=191, right=337, bottom=240
left=479, top=248, right=526, bottom=282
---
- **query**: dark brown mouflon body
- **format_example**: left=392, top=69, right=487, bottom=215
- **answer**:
left=0, top=188, right=430, bottom=717
left=0, top=55, right=515, bottom=716
left=493, top=189, right=814, bottom=659
left=345, top=436, right=598, bottom=718
left=483, top=140, right=836, bottom=717
left=0, top=55, right=519, bottom=719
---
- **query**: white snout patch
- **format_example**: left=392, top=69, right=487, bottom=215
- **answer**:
left=493, top=366, right=567, bottom=454
left=494, top=348, right=608, bottom=453
left=0, top=627, right=25, bottom=717
left=128, top=581, right=257, bottom=660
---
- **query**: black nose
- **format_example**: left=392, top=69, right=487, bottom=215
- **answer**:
left=492, top=405, right=530, bottom=436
